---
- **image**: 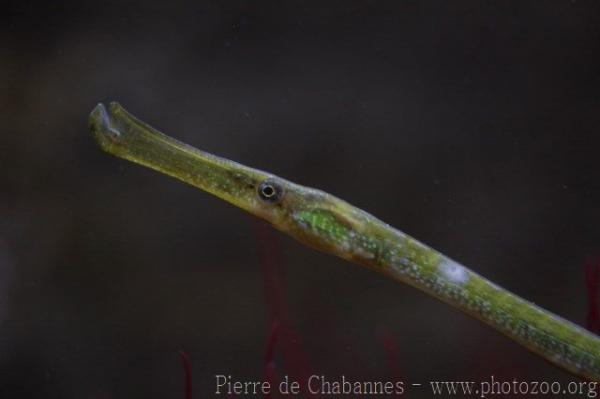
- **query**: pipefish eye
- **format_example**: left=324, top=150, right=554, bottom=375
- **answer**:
left=258, top=180, right=283, bottom=203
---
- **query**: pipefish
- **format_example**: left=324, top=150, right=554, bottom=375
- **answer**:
left=89, top=102, right=600, bottom=381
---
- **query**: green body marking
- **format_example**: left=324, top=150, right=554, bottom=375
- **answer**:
left=90, top=102, right=600, bottom=381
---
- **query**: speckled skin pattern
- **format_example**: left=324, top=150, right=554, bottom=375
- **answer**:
left=90, top=102, right=600, bottom=381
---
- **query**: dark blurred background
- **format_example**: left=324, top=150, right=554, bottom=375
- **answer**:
left=2, top=1, right=600, bottom=398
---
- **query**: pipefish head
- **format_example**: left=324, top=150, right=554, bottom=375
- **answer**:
left=90, top=102, right=365, bottom=256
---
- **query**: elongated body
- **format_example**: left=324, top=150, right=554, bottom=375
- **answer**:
left=90, top=102, right=600, bottom=381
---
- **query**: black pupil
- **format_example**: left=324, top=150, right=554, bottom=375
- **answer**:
left=262, top=185, right=275, bottom=197
left=258, top=181, right=281, bottom=202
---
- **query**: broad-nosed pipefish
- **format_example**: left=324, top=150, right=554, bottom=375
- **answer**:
left=90, top=102, right=600, bottom=381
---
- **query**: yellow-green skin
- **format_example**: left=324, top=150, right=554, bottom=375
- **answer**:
left=90, top=102, right=600, bottom=381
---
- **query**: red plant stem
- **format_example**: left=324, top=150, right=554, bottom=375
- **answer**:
left=254, top=221, right=313, bottom=385
left=178, top=351, right=193, bottom=399
left=586, top=257, right=600, bottom=334
left=378, top=327, right=404, bottom=380
left=264, top=320, right=280, bottom=399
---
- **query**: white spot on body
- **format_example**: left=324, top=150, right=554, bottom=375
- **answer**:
left=339, top=239, right=351, bottom=252
left=354, top=247, right=375, bottom=259
left=439, top=259, right=470, bottom=285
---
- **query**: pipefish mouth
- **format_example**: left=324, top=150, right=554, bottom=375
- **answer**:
left=90, top=101, right=600, bottom=381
